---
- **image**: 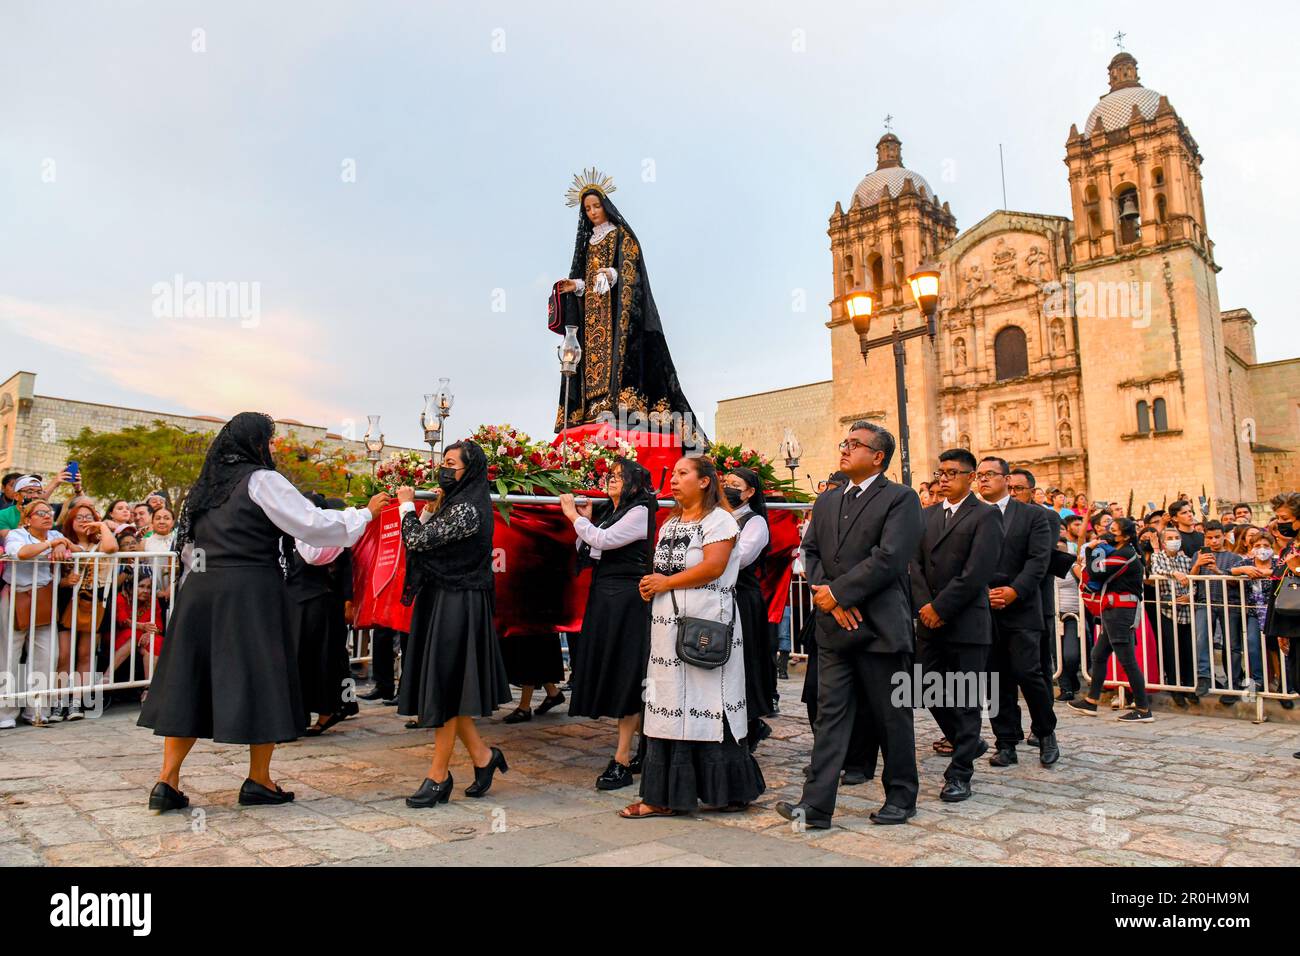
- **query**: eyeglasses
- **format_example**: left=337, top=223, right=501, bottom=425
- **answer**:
left=932, top=468, right=971, bottom=480
left=974, top=470, right=1006, bottom=480
left=1007, top=484, right=1031, bottom=493
left=30, top=510, right=53, bottom=518
left=838, top=439, right=878, bottom=453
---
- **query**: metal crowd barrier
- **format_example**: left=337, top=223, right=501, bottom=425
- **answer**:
left=1051, top=573, right=1297, bottom=724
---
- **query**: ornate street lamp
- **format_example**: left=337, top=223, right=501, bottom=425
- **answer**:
left=363, top=415, right=385, bottom=478
left=557, top=325, right=583, bottom=458
left=421, top=393, right=444, bottom=467
left=908, top=262, right=941, bottom=339
left=780, top=427, right=802, bottom=488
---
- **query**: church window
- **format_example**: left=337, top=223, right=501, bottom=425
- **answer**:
left=993, top=326, right=1029, bottom=381
left=1155, top=194, right=1167, bottom=224
left=1136, top=400, right=1151, bottom=434
left=869, top=254, right=884, bottom=291
left=1084, top=185, right=1102, bottom=239
left=1152, top=167, right=1165, bottom=186
left=1152, top=397, right=1169, bottom=432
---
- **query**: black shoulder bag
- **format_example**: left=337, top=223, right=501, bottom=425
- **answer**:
left=671, top=589, right=737, bottom=669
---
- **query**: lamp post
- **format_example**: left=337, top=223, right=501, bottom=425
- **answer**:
left=557, top=325, right=583, bottom=459
left=780, top=427, right=802, bottom=488
left=429, top=379, right=454, bottom=468
left=363, top=415, right=385, bottom=478
left=842, top=262, right=941, bottom=490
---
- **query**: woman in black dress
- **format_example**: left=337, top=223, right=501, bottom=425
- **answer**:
left=139, top=413, right=387, bottom=812
left=288, top=493, right=356, bottom=737
left=559, top=459, right=656, bottom=791
left=396, top=440, right=513, bottom=807
left=721, top=467, right=776, bottom=752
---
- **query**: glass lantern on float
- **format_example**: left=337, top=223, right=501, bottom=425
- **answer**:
left=557, top=325, right=583, bottom=457
left=421, top=393, right=444, bottom=467
left=780, top=427, right=802, bottom=487
left=363, top=415, right=385, bottom=477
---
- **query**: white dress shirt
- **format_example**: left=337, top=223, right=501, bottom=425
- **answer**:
left=842, top=472, right=881, bottom=498
left=573, top=505, right=648, bottom=560
left=942, top=492, right=972, bottom=518
left=986, top=493, right=1011, bottom=516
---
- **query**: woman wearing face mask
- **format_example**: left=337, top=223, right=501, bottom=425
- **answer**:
left=1265, top=493, right=1300, bottom=723
left=396, top=440, right=513, bottom=807
left=721, top=467, right=777, bottom=752
left=559, top=458, right=656, bottom=791
left=1070, top=518, right=1153, bottom=722
left=1150, top=526, right=1197, bottom=706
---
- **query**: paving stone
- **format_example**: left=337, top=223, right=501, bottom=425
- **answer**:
left=42, top=841, right=133, bottom=866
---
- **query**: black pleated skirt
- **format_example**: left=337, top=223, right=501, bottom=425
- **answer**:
left=501, top=632, right=565, bottom=687
left=291, top=593, right=350, bottom=721
left=138, top=565, right=303, bottom=744
left=397, top=586, right=512, bottom=729
left=569, top=574, right=648, bottom=719
left=639, top=723, right=766, bottom=812
left=738, top=583, right=776, bottom=719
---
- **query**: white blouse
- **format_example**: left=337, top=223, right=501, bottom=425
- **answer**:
left=573, top=505, right=648, bottom=560
left=247, top=470, right=372, bottom=547
left=729, top=505, right=770, bottom=570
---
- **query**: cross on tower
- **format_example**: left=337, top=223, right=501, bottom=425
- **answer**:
left=883, top=113, right=894, bottom=132
left=1114, top=30, right=1126, bottom=50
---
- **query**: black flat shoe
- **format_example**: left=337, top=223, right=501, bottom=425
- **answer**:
left=840, top=768, right=868, bottom=786
left=406, top=773, right=453, bottom=808
left=596, top=758, right=634, bottom=790
left=1039, top=732, right=1060, bottom=766
left=535, top=691, right=566, bottom=716
left=358, top=687, right=390, bottom=701
left=303, top=712, right=345, bottom=737
left=627, top=753, right=643, bottom=775
left=404, top=719, right=420, bottom=729
left=148, top=781, right=189, bottom=814
left=939, top=779, right=971, bottom=803
left=989, top=747, right=1018, bottom=767
left=775, top=801, right=832, bottom=829
left=502, top=708, right=532, bottom=724
left=465, top=747, right=508, bottom=798
left=238, top=778, right=295, bottom=806
left=869, top=804, right=917, bottom=825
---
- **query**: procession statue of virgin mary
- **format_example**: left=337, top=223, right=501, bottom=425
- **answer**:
left=549, top=168, right=704, bottom=445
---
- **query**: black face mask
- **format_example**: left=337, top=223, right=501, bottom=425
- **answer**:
left=438, top=467, right=458, bottom=490
left=723, top=488, right=744, bottom=508
left=1279, top=521, right=1296, bottom=538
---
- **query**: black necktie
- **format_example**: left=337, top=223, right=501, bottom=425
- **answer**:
left=944, top=507, right=953, bottom=525
left=842, top=486, right=861, bottom=520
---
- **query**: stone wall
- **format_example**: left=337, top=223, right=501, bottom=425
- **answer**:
left=714, top=380, right=837, bottom=491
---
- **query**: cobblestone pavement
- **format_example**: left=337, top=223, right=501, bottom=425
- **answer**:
left=2, top=671, right=1299, bottom=867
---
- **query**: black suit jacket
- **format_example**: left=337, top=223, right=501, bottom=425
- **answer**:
left=910, top=495, right=1003, bottom=645
left=988, top=497, right=1054, bottom=630
left=803, top=474, right=922, bottom=654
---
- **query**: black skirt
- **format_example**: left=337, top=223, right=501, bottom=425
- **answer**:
left=138, top=565, right=304, bottom=745
left=738, top=583, right=776, bottom=719
left=639, top=723, right=766, bottom=812
left=569, top=574, right=648, bottom=719
left=398, top=586, right=512, bottom=729
left=501, top=632, right=564, bottom=687
left=291, top=593, right=350, bottom=721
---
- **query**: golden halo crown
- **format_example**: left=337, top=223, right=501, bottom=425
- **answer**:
left=565, top=167, right=616, bottom=207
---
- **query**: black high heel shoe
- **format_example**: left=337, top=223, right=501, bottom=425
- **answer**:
left=148, top=781, right=189, bottom=814
left=465, top=746, right=509, bottom=798
left=406, top=773, right=453, bottom=808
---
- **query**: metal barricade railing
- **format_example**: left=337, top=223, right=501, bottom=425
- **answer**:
left=1051, top=572, right=1296, bottom=723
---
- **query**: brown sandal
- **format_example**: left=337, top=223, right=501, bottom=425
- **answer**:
left=932, top=738, right=954, bottom=755
left=619, top=801, right=679, bottom=819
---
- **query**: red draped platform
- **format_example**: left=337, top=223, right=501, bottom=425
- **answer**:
left=351, top=427, right=803, bottom=639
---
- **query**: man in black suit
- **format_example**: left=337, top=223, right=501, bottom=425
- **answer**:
left=975, top=457, right=1060, bottom=767
left=910, top=449, right=1003, bottom=802
left=776, top=421, right=923, bottom=828
left=1009, top=468, right=1062, bottom=714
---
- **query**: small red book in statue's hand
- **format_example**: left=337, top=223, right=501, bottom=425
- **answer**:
left=548, top=280, right=577, bottom=334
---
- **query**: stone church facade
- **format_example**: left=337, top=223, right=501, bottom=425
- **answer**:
left=716, top=52, right=1300, bottom=508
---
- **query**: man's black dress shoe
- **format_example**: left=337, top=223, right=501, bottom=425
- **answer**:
left=148, top=781, right=189, bottom=814
left=975, top=739, right=989, bottom=758
left=465, top=746, right=508, bottom=798
left=406, top=773, right=453, bottom=808
left=869, top=804, right=917, bottom=825
left=238, top=779, right=295, bottom=806
left=359, top=687, right=390, bottom=701
left=1039, top=732, right=1060, bottom=766
left=1026, top=734, right=1040, bottom=748
left=840, top=768, right=869, bottom=786
left=628, top=752, right=643, bottom=775
left=381, top=696, right=400, bottom=707
left=989, top=747, right=1018, bottom=767
left=535, top=691, right=566, bottom=715
left=596, top=758, right=634, bottom=791
left=939, top=779, right=972, bottom=803
left=775, top=801, right=832, bottom=829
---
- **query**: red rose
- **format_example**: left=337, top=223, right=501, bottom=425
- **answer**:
left=594, top=458, right=609, bottom=475
left=487, top=464, right=500, bottom=480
